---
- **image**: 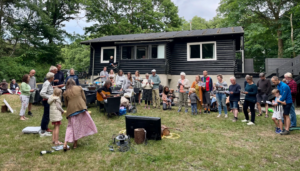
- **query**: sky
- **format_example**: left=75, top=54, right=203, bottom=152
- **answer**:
left=62, top=0, right=220, bottom=37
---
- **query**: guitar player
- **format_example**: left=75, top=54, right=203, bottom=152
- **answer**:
left=97, top=80, right=119, bottom=104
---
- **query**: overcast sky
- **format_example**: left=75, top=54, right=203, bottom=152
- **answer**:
left=62, top=0, right=220, bottom=37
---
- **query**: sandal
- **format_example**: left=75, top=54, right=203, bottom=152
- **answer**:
left=73, top=141, right=78, bottom=149
left=257, top=113, right=262, bottom=116
left=265, top=114, right=269, bottom=118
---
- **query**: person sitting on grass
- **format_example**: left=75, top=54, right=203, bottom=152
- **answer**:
left=10, top=79, right=19, bottom=91
left=271, top=89, right=285, bottom=134
left=189, top=88, right=201, bottom=115
left=48, top=88, right=64, bottom=146
left=19, top=75, right=35, bottom=120
left=0, top=79, right=9, bottom=94
left=168, top=89, right=176, bottom=106
left=162, top=86, right=172, bottom=110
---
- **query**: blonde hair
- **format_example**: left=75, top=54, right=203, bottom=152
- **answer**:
left=190, top=88, right=196, bottom=93
left=49, top=66, right=57, bottom=72
left=53, top=88, right=62, bottom=97
left=110, top=56, right=113, bottom=59
left=284, top=72, right=292, bottom=78
left=65, top=78, right=76, bottom=96
left=245, top=75, right=253, bottom=81
left=272, top=89, right=279, bottom=94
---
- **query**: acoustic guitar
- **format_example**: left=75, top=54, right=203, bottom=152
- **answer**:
left=96, top=90, right=114, bottom=101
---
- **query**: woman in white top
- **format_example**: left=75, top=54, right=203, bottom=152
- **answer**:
left=115, top=70, right=126, bottom=87
left=133, top=70, right=142, bottom=104
left=108, top=69, right=115, bottom=79
left=121, top=72, right=134, bottom=90
left=142, top=73, right=153, bottom=109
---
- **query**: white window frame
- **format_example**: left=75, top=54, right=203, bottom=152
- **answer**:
left=101, top=46, right=116, bottom=63
left=187, top=41, right=217, bottom=61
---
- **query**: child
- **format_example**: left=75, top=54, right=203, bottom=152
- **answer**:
left=271, top=89, right=286, bottom=134
left=109, top=56, right=117, bottom=68
left=48, top=88, right=64, bottom=145
left=189, top=88, right=201, bottom=115
left=168, top=89, right=176, bottom=106
left=162, top=86, right=172, bottom=110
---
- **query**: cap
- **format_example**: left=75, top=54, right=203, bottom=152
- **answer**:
left=151, top=69, right=156, bottom=72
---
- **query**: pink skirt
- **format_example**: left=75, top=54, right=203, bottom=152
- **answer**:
left=64, top=111, right=98, bottom=143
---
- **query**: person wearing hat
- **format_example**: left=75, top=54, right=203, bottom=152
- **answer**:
left=149, top=69, right=161, bottom=108
left=177, top=72, right=190, bottom=113
left=256, top=72, right=272, bottom=117
left=0, top=79, right=9, bottom=94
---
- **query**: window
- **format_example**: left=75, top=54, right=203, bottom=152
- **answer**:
left=136, top=46, right=148, bottom=59
left=121, top=44, right=165, bottom=59
left=101, top=46, right=116, bottom=63
left=151, top=45, right=165, bottom=59
left=122, top=46, right=134, bottom=59
left=187, top=42, right=216, bottom=61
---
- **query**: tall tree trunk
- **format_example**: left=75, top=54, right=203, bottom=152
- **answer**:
left=277, top=25, right=283, bottom=58
left=290, top=13, right=295, bottom=58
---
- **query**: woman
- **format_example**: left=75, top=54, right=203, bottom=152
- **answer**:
left=115, top=70, right=126, bottom=87
left=40, top=72, right=55, bottom=137
left=109, top=69, right=115, bottom=79
left=142, top=73, right=153, bottom=109
left=19, top=75, right=34, bottom=120
left=162, top=86, right=171, bottom=110
left=122, top=72, right=134, bottom=90
left=215, top=74, right=228, bottom=118
left=177, top=72, right=190, bottom=113
left=10, top=79, right=19, bottom=91
left=63, top=79, right=98, bottom=151
left=191, top=75, right=204, bottom=114
left=133, top=70, right=142, bottom=104
left=242, top=75, right=258, bottom=126
left=109, top=76, right=116, bottom=87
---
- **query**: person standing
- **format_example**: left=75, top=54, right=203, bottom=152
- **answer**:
left=28, top=69, right=36, bottom=117
left=189, top=88, right=201, bottom=115
left=109, top=69, right=115, bottom=79
left=45, top=66, right=57, bottom=85
left=271, top=76, right=293, bottom=135
left=133, top=70, right=142, bottom=105
left=115, top=70, right=126, bottom=87
left=191, top=75, right=204, bottom=114
left=99, top=67, right=109, bottom=83
left=284, top=72, right=297, bottom=127
left=19, top=74, right=34, bottom=120
left=241, top=75, right=257, bottom=125
left=177, top=72, right=190, bottom=113
left=215, top=74, right=228, bottom=118
left=256, top=73, right=272, bottom=117
left=63, top=79, right=98, bottom=151
left=142, top=73, right=153, bottom=109
left=229, top=77, right=241, bottom=122
left=54, top=64, right=65, bottom=88
left=121, top=72, right=134, bottom=90
left=202, top=70, right=213, bottom=114
left=39, top=72, right=55, bottom=137
left=65, top=69, right=80, bottom=85
left=149, top=69, right=161, bottom=109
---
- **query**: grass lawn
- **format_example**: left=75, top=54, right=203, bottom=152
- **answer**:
left=1, top=94, right=300, bottom=171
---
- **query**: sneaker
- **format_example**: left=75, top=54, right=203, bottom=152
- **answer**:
left=40, top=131, right=52, bottom=137
left=247, top=122, right=255, bottom=125
left=280, top=130, right=290, bottom=135
left=191, top=112, right=194, bottom=116
left=241, top=119, right=249, bottom=123
left=275, top=128, right=281, bottom=134
left=204, top=110, right=207, bottom=114
left=195, top=112, right=198, bottom=115
left=178, top=109, right=181, bottom=113
left=207, top=111, right=210, bottom=114
left=225, top=115, right=228, bottom=118
left=217, top=114, right=221, bottom=118
left=185, top=109, right=188, bottom=113
left=46, top=128, right=52, bottom=132
left=28, top=111, right=33, bottom=117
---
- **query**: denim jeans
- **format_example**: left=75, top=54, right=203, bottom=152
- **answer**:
left=216, top=93, right=227, bottom=115
left=191, top=103, right=197, bottom=113
left=41, top=100, right=50, bottom=131
left=290, top=103, right=297, bottom=127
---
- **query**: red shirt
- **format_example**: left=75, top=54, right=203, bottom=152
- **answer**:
left=286, top=79, right=297, bottom=103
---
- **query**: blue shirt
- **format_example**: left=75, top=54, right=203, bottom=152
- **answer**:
left=65, top=75, right=80, bottom=85
left=245, top=83, right=258, bottom=103
left=229, top=84, right=241, bottom=101
left=277, top=81, right=293, bottom=104
left=54, top=70, right=65, bottom=86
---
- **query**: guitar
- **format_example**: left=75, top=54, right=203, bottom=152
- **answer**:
left=97, top=90, right=113, bottom=101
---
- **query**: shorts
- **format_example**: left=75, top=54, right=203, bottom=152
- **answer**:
left=256, top=93, right=268, bottom=104
left=203, top=92, right=211, bottom=104
left=272, top=111, right=283, bottom=120
left=283, top=103, right=292, bottom=115
left=52, top=121, right=61, bottom=125
left=230, top=101, right=239, bottom=109
left=29, top=91, right=36, bottom=103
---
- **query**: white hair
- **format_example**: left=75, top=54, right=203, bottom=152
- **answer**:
left=284, top=72, right=293, bottom=78
left=49, top=66, right=57, bottom=72
left=145, top=73, right=149, bottom=76
left=230, top=76, right=236, bottom=81
left=180, top=72, right=186, bottom=76
left=46, top=72, right=55, bottom=79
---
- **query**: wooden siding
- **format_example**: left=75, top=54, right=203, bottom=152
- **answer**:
left=170, top=38, right=236, bottom=75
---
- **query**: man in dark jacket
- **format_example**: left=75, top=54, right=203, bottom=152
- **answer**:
left=229, top=77, right=241, bottom=122
left=54, top=64, right=65, bottom=88
left=256, top=73, right=272, bottom=117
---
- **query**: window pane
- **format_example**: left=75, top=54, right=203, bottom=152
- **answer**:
left=103, top=49, right=114, bottom=61
left=152, top=45, right=158, bottom=58
left=190, top=45, right=200, bottom=58
left=157, top=45, right=165, bottom=59
left=122, top=46, right=134, bottom=59
left=136, top=46, right=148, bottom=59
left=202, top=43, right=214, bottom=59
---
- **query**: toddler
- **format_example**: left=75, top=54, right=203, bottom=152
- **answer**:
left=271, top=89, right=286, bottom=134
left=189, top=88, right=201, bottom=115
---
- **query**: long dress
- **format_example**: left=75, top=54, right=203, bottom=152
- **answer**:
left=191, top=81, right=204, bottom=110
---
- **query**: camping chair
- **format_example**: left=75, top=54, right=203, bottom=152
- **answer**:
left=103, top=96, right=121, bottom=117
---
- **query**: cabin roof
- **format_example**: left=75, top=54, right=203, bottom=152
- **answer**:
left=81, top=26, right=244, bottom=44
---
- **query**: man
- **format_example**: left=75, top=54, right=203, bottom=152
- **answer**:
left=65, top=69, right=80, bottom=85
left=45, top=66, right=58, bottom=86
left=0, top=79, right=9, bottom=94
left=100, top=67, right=109, bottom=82
left=54, top=64, right=65, bottom=88
left=97, top=80, right=112, bottom=104
left=201, top=70, right=213, bottom=114
left=256, top=73, right=272, bottom=117
left=28, top=69, right=36, bottom=116
left=150, top=69, right=161, bottom=109
left=229, top=77, right=241, bottom=122
left=284, top=72, right=297, bottom=127
left=271, top=76, right=293, bottom=135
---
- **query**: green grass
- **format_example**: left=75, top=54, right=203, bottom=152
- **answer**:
left=1, top=94, right=300, bottom=171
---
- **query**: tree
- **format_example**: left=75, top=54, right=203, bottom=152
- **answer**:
left=84, top=0, right=182, bottom=37
left=181, top=15, right=225, bottom=31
